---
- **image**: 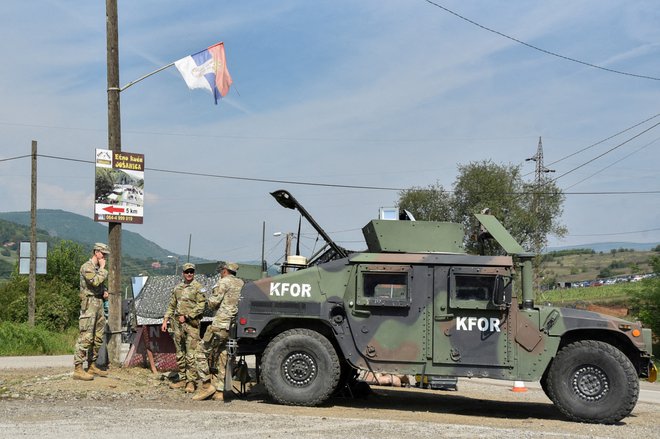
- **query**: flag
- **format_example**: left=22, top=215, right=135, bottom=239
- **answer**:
left=175, top=42, right=233, bottom=104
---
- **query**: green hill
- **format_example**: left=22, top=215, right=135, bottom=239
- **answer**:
left=0, top=210, right=176, bottom=261
left=540, top=247, right=658, bottom=285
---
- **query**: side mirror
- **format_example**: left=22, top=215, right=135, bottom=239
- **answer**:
left=492, top=275, right=511, bottom=307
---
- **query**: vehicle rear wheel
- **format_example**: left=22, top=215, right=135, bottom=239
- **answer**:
left=546, top=340, right=639, bottom=424
left=261, top=328, right=340, bottom=406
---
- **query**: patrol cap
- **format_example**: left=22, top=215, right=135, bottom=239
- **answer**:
left=218, top=262, right=239, bottom=273
left=182, top=262, right=195, bottom=272
left=93, top=243, right=111, bottom=254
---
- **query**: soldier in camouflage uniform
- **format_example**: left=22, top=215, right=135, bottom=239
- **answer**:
left=73, top=243, right=111, bottom=381
left=161, top=262, right=207, bottom=393
left=192, top=262, right=244, bottom=401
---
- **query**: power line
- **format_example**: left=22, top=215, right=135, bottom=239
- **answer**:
left=523, top=113, right=660, bottom=177
left=423, top=0, right=660, bottom=81
left=0, top=154, right=31, bottom=162
left=546, top=113, right=660, bottom=169
left=567, top=227, right=660, bottom=237
left=3, top=153, right=659, bottom=195
left=552, top=121, right=660, bottom=182
left=564, top=136, right=660, bottom=190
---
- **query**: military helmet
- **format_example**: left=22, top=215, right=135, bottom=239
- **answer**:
left=93, top=243, right=111, bottom=254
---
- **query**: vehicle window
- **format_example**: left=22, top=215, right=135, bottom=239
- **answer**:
left=363, top=273, right=408, bottom=300
left=454, top=274, right=495, bottom=301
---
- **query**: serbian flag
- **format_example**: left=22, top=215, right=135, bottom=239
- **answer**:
left=175, top=42, right=233, bottom=104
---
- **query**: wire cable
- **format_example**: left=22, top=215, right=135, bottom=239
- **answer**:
left=552, top=120, right=660, bottom=182
left=0, top=154, right=31, bottom=162
left=523, top=113, right=660, bottom=177
left=564, top=136, right=660, bottom=190
left=423, top=0, right=660, bottom=81
left=4, top=153, right=658, bottom=195
left=567, top=227, right=660, bottom=237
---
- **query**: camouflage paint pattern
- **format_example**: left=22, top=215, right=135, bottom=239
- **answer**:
left=237, top=249, right=654, bottom=382
left=235, top=191, right=655, bottom=422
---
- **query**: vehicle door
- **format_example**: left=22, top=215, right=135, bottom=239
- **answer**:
left=432, top=265, right=512, bottom=371
left=347, top=264, right=429, bottom=364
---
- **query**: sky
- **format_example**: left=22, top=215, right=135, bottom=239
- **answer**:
left=0, top=0, right=659, bottom=265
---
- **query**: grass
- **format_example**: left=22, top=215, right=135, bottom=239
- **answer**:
left=541, top=250, right=655, bottom=283
left=536, top=282, right=643, bottom=305
left=0, top=322, right=77, bottom=356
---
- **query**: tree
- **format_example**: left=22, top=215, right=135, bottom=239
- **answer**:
left=0, top=240, right=87, bottom=331
left=95, top=168, right=114, bottom=200
left=397, top=160, right=566, bottom=255
left=397, top=181, right=453, bottom=221
left=44, top=240, right=87, bottom=289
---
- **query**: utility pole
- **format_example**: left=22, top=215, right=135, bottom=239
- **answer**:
left=28, top=140, right=37, bottom=326
left=525, top=137, right=555, bottom=290
left=106, top=0, right=122, bottom=366
left=525, top=137, right=555, bottom=253
left=527, top=137, right=555, bottom=189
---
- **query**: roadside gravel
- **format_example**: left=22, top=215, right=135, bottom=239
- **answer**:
left=0, top=366, right=658, bottom=438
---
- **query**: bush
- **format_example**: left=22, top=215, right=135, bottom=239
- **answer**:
left=0, top=240, right=85, bottom=330
left=629, top=278, right=660, bottom=337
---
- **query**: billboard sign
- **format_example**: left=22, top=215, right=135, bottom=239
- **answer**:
left=94, top=149, right=145, bottom=224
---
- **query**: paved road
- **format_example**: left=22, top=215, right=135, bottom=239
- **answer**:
left=1, top=354, right=658, bottom=403
left=0, top=355, right=73, bottom=369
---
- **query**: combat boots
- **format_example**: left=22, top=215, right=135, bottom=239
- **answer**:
left=192, top=382, right=217, bottom=401
left=87, top=364, right=109, bottom=377
left=212, top=391, right=224, bottom=401
left=185, top=381, right=196, bottom=393
left=169, top=380, right=187, bottom=389
left=73, top=365, right=94, bottom=381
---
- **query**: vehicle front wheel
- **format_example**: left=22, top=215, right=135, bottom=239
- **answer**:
left=261, top=328, right=341, bottom=406
left=546, top=340, right=639, bottom=424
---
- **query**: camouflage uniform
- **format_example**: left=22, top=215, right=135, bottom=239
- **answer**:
left=164, top=278, right=207, bottom=383
left=195, top=268, right=244, bottom=385
left=73, top=258, right=107, bottom=367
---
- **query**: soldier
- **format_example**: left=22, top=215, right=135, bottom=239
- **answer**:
left=161, top=262, right=207, bottom=393
left=73, top=243, right=111, bottom=381
left=192, top=262, right=244, bottom=401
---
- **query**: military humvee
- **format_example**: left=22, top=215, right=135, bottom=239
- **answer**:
left=234, top=190, right=656, bottom=424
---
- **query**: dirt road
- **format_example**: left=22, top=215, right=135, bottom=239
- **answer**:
left=0, top=365, right=658, bottom=438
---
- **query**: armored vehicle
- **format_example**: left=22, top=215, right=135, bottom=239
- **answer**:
left=234, top=190, right=656, bottom=424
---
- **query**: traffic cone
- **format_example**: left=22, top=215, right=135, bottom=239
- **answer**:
left=512, top=380, right=527, bottom=392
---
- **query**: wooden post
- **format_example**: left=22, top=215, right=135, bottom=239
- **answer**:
left=28, top=140, right=37, bottom=326
left=106, top=0, right=122, bottom=366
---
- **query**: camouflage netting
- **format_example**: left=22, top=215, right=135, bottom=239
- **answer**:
left=134, top=274, right=220, bottom=321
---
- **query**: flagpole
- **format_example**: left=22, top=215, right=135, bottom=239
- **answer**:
left=115, top=62, right=175, bottom=92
